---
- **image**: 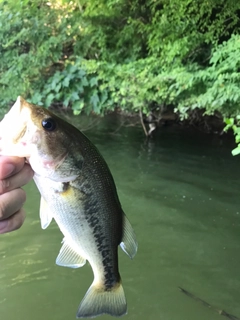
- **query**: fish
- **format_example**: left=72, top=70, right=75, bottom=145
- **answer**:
left=0, top=96, right=137, bottom=318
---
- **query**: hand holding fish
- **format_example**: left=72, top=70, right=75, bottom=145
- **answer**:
left=0, top=156, right=34, bottom=233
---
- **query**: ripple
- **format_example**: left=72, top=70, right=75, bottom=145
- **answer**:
left=9, top=268, right=50, bottom=287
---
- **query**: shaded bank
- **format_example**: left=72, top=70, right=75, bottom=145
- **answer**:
left=50, top=104, right=228, bottom=138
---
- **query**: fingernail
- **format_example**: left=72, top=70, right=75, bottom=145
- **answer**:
left=0, top=219, right=8, bottom=231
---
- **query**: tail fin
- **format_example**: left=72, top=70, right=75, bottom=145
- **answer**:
left=76, top=282, right=127, bottom=318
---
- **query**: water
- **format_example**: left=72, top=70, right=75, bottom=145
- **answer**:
left=0, top=113, right=240, bottom=320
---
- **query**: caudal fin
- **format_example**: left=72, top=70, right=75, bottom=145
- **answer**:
left=76, top=282, right=127, bottom=318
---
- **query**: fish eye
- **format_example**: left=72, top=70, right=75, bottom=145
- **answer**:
left=42, top=118, right=57, bottom=131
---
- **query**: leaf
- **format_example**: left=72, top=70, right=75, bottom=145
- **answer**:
left=77, top=69, right=86, bottom=78
left=45, top=93, right=54, bottom=107
left=71, top=91, right=79, bottom=101
left=89, top=77, right=98, bottom=87
left=31, top=92, right=43, bottom=104
left=62, top=77, right=71, bottom=88
left=63, top=96, right=71, bottom=107
left=73, top=109, right=81, bottom=115
left=224, top=118, right=234, bottom=125
left=235, top=135, right=240, bottom=143
left=72, top=100, right=84, bottom=112
left=81, top=77, right=89, bottom=87
left=55, top=83, right=61, bottom=93
left=232, top=146, right=240, bottom=156
left=90, top=92, right=100, bottom=112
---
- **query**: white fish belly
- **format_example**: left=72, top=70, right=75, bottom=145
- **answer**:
left=34, top=175, right=109, bottom=282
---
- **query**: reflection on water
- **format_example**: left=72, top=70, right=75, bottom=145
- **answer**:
left=9, top=267, right=50, bottom=287
left=0, top=240, right=49, bottom=288
left=0, top=114, right=240, bottom=320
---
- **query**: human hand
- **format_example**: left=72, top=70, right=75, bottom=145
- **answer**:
left=0, top=156, right=34, bottom=234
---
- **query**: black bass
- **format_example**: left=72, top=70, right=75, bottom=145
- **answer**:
left=0, top=97, right=137, bottom=318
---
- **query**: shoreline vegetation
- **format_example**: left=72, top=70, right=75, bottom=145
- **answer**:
left=0, top=0, right=240, bottom=151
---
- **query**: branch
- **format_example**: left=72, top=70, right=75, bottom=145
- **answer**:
left=139, top=109, right=148, bottom=137
left=179, top=287, right=240, bottom=320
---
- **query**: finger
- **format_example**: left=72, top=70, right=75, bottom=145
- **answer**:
left=0, top=164, right=33, bottom=195
left=0, top=208, right=26, bottom=234
left=0, top=188, right=26, bottom=220
left=0, top=156, right=26, bottom=179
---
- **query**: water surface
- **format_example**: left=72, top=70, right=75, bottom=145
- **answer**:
left=0, top=114, right=239, bottom=320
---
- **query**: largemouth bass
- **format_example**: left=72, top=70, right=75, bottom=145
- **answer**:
left=0, top=97, right=137, bottom=318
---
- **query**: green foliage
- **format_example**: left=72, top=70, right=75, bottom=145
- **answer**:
left=81, top=34, right=240, bottom=121
left=31, top=58, right=108, bottom=115
left=1, top=0, right=240, bottom=152
left=224, top=116, right=240, bottom=156
left=171, top=34, right=240, bottom=119
left=0, top=0, right=78, bottom=105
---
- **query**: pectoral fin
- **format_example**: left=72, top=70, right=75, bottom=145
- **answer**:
left=40, top=197, right=53, bottom=229
left=120, top=214, right=138, bottom=259
left=56, top=238, right=86, bottom=268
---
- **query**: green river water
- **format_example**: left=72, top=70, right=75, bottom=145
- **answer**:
left=0, top=113, right=239, bottom=320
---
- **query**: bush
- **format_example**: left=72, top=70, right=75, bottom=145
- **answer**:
left=1, top=0, right=240, bottom=136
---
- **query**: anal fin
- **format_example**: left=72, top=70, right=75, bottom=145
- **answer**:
left=120, top=214, right=138, bottom=259
left=56, top=238, right=86, bottom=269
